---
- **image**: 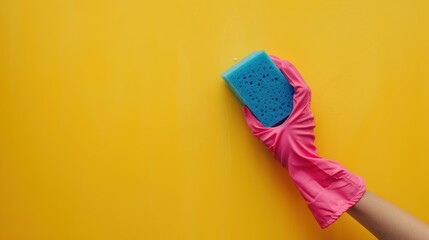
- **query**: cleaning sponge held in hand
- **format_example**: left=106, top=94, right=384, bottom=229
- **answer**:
left=221, top=50, right=295, bottom=127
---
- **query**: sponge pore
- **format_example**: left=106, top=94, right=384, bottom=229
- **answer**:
left=222, top=51, right=295, bottom=127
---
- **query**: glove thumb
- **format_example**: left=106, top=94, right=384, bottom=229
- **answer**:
left=242, top=106, right=268, bottom=135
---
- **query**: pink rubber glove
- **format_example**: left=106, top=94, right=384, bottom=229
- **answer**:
left=243, top=56, right=366, bottom=228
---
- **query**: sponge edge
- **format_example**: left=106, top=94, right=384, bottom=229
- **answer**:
left=222, top=51, right=294, bottom=127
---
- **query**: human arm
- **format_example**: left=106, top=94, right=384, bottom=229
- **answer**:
left=348, top=191, right=429, bottom=240
left=242, top=55, right=429, bottom=237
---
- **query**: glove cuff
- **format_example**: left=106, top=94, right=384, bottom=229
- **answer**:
left=306, top=172, right=366, bottom=228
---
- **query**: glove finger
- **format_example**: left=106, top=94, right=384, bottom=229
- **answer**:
left=269, top=55, right=312, bottom=119
left=269, top=56, right=308, bottom=91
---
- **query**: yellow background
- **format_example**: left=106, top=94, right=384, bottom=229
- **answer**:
left=1, top=0, right=429, bottom=239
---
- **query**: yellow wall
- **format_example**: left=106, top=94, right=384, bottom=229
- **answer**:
left=1, top=1, right=429, bottom=239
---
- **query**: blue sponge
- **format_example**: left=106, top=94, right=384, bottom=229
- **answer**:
left=222, top=51, right=295, bottom=127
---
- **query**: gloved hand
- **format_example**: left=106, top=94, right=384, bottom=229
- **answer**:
left=243, top=55, right=366, bottom=228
